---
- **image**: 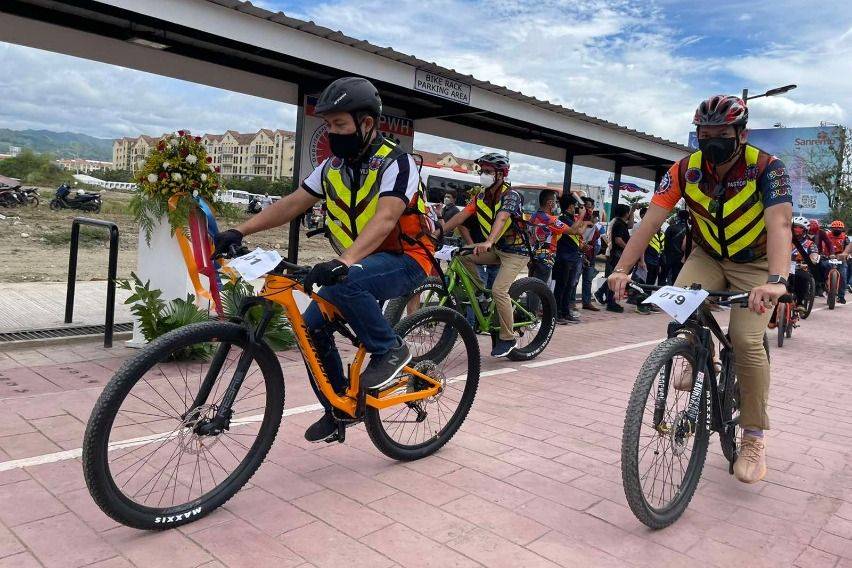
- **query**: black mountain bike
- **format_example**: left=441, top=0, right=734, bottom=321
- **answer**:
left=621, top=283, right=787, bottom=529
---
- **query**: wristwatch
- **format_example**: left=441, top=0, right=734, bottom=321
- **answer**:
left=766, top=275, right=787, bottom=286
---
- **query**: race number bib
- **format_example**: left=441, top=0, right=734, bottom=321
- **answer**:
left=227, top=247, right=282, bottom=281
left=434, top=245, right=459, bottom=261
left=642, top=286, right=710, bottom=324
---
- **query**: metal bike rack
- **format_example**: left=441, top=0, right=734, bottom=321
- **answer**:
left=64, top=217, right=120, bottom=348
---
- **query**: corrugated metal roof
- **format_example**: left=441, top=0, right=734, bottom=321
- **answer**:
left=205, top=0, right=688, bottom=154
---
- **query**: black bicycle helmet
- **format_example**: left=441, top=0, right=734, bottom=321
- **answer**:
left=693, top=95, right=748, bottom=127
left=475, top=152, right=510, bottom=176
left=315, top=77, right=382, bottom=118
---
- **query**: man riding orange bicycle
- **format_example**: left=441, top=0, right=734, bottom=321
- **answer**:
left=214, top=77, right=434, bottom=443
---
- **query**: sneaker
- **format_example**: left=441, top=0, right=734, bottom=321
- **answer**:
left=734, top=434, right=767, bottom=483
left=582, top=303, right=600, bottom=312
left=566, top=312, right=581, bottom=324
left=491, top=338, right=517, bottom=358
left=648, top=305, right=661, bottom=313
left=556, top=317, right=570, bottom=326
left=635, top=306, right=651, bottom=315
left=304, top=412, right=337, bottom=442
left=839, top=297, right=847, bottom=304
left=360, top=341, right=412, bottom=392
left=606, top=303, right=624, bottom=313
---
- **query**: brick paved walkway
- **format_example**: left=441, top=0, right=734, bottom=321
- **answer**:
left=0, top=298, right=850, bottom=567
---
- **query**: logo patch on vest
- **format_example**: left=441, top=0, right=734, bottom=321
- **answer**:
left=685, top=167, right=702, bottom=184
left=330, top=157, right=343, bottom=170
left=745, top=164, right=759, bottom=181
left=368, top=156, right=385, bottom=171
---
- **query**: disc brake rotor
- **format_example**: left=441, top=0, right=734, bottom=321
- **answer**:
left=670, top=410, right=694, bottom=457
left=180, top=404, right=221, bottom=455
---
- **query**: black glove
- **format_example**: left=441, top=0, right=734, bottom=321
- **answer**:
left=303, top=259, right=349, bottom=296
left=213, top=229, right=243, bottom=258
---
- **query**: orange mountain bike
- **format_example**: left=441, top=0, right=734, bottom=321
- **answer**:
left=82, top=254, right=479, bottom=530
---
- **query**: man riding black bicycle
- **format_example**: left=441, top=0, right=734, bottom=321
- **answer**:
left=609, top=94, right=793, bottom=484
left=214, top=77, right=434, bottom=443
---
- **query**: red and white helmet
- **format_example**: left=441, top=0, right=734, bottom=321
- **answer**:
left=693, top=95, right=748, bottom=127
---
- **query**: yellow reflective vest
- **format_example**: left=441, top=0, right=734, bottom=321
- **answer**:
left=682, top=144, right=767, bottom=262
left=321, top=138, right=429, bottom=254
left=649, top=231, right=665, bottom=254
left=474, top=183, right=512, bottom=240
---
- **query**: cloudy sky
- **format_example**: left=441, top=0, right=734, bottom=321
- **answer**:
left=1, top=0, right=850, bottom=186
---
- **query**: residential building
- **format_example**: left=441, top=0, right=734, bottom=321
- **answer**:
left=416, top=149, right=478, bottom=173
left=113, top=129, right=296, bottom=181
left=56, top=158, right=113, bottom=173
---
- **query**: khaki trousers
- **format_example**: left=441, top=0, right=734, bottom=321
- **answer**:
left=460, top=249, right=528, bottom=340
left=675, top=246, right=772, bottom=430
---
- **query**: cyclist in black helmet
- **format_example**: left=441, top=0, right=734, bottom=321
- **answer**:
left=214, top=77, right=434, bottom=443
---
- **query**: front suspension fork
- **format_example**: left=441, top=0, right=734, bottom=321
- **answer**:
left=191, top=298, right=275, bottom=434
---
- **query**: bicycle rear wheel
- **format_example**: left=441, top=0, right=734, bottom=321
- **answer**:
left=365, top=307, right=479, bottom=461
left=507, top=277, right=556, bottom=361
left=776, top=304, right=786, bottom=347
left=622, top=336, right=709, bottom=529
left=83, top=321, right=284, bottom=530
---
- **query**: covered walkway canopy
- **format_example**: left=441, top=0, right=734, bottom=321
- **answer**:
left=1, top=0, right=690, bottom=256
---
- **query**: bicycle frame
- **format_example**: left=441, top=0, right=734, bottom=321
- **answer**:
left=193, top=271, right=443, bottom=425
left=444, top=255, right=537, bottom=333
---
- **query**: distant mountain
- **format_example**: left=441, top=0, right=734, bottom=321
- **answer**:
left=0, top=129, right=114, bottom=161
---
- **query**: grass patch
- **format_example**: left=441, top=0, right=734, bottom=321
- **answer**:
left=43, top=226, right=111, bottom=246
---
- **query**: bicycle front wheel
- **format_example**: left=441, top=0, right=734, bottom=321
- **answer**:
left=83, top=321, right=284, bottom=530
left=383, top=276, right=457, bottom=326
left=827, top=269, right=839, bottom=310
left=799, top=270, right=816, bottom=319
left=622, top=336, right=709, bottom=529
left=365, top=307, right=479, bottom=461
left=776, top=304, right=786, bottom=347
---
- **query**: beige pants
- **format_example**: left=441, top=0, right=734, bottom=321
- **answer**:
left=675, top=246, right=772, bottom=430
left=460, top=249, right=528, bottom=340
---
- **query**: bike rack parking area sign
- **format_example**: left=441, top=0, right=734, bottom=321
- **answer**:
left=414, top=70, right=471, bottom=105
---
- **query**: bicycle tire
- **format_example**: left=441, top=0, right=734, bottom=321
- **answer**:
left=364, top=307, right=479, bottom=461
left=776, top=304, right=786, bottom=348
left=800, top=271, right=816, bottom=319
left=785, top=306, right=793, bottom=339
left=383, top=276, right=458, bottom=325
left=507, top=277, right=556, bottom=361
left=622, top=336, right=709, bottom=529
left=827, top=270, right=838, bottom=310
left=82, top=321, right=284, bottom=530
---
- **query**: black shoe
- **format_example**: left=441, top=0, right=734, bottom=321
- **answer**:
left=491, top=338, right=517, bottom=358
left=594, top=289, right=605, bottom=304
left=635, top=306, right=651, bottom=315
left=606, top=303, right=624, bottom=313
left=556, top=317, right=569, bottom=325
left=304, top=413, right=337, bottom=443
left=566, top=312, right=581, bottom=324
left=839, top=297, right=847, bottom=304
left=360, top=341, right=412, bottom=392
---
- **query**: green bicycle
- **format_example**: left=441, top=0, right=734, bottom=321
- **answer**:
left=384, top=244, right=556, bottom=361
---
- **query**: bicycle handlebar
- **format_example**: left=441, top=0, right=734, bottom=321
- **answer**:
left=628, top=282, right=792, bottom=306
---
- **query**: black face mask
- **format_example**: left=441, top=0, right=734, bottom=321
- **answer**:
left=832, top=229, right=843, bottom=236
left=328, top=115, right=375, bottom=161
left=698, top=137, right=738, bottom=165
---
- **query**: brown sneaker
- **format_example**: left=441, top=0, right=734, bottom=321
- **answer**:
left=672, top=361, right=694, bottom=391
left=734, top=434, right=767, bottom=483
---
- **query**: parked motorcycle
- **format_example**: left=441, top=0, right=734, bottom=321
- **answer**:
left=49, top=184, right=101, bottom=213
left=246, top=196, right=262, bottom=214
left=0, top=184, right=27, bottom=208
left=20, top=187, right=39, bottom=206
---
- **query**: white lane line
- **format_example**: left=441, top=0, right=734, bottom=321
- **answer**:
left=523, top=338, right=664, bottom=368
left=0, top=403, right=323, bottom=472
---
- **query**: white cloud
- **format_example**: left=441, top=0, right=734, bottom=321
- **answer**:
left=2, top=0, right=851, bottom=188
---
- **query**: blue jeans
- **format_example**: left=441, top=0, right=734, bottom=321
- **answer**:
left=581, top=263, right=598, bottom=305
left=303, top=252, right=426, bottom=411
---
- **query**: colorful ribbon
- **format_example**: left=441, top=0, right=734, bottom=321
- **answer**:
left=168, top=194, right=224, bottom=317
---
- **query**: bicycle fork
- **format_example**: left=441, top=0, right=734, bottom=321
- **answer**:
left=191, top=298, right=275, bottom=436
